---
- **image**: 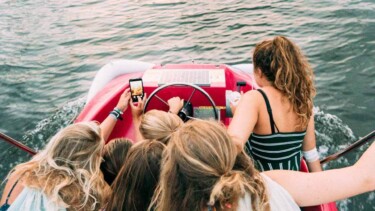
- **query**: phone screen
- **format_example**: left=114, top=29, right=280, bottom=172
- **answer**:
left=129, top=78, right=144, bottom=102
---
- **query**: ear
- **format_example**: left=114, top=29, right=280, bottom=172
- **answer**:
left=255, top=68, right=264, bottom=78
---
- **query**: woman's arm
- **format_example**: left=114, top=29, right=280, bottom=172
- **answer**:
left=302, top=113, right=322, bottom=172
left=265, top=141, right=375, bottom=206
left=130, top=94, right=147, bottom=142
left=100, top=88, right=131, bottom=143
left=167, top=97, right=184, bottom=114
left=227, top=90, right=259, bottom=152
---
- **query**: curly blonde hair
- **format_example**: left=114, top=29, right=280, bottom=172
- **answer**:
left=253, top=36, right=316, bottom=129
left=9, top=122, right=110, bottom=210
left=151, top=120, right=269, bottom=211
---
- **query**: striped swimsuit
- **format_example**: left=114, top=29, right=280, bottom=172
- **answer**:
left=245, top=89, right=306, bottom=171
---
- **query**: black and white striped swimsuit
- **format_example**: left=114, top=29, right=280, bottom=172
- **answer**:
left=245, top=89, right=306, bottom=171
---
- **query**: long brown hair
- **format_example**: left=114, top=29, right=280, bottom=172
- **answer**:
left=8, top=122, right=110, bottom=210
left=152, top=120, right=269, bottom=211
left=106, top=140, right=165, bottom=211
left=101, top=138, right=133, bottom=185
left=253, top=36, right=316, bottom=129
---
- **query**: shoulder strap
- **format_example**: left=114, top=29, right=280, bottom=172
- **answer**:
left=5, top=180, right=19, bottom=204
left=257, top=89, right=279, bottom=134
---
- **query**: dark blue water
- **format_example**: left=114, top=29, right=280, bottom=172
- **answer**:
left=0, top=0, right=374, bottom=210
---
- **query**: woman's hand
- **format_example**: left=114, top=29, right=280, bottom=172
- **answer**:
left=167, top=97, right=184, bottom=114
left=115, top=88, right=131, bottom=112
left=130, top=93, right=147, bottom=121
left=229, top=91, right=242, bottom=115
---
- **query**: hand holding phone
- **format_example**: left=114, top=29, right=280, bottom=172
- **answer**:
left=129, top=78, right=144, bottom=103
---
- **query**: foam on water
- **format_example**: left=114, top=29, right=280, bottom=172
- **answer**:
left=21, top=97, right=86, bottom=151
left=0, top=98, right=85, bottom=185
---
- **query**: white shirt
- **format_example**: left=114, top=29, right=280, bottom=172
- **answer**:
left=8, top=187, right=66, bottom=211
left=237, top=173, right=300, bottom=211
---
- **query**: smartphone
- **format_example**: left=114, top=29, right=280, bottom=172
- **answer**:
left=129, top=78, right=144, bottom=102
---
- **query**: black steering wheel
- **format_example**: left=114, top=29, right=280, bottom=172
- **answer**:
left=143, top=82, right=218, bottom=120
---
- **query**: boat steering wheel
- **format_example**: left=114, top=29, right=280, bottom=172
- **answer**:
left=144, top=82, right=218, bottom=121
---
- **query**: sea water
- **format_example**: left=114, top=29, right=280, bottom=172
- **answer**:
left=0, top=1, right=374, bottom=210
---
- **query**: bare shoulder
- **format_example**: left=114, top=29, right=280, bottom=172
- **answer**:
left=0, top=173, right=23, bottom=205
left=242, top=90, right=263, bottom=104
left=240, top=90, right=262, bottom=107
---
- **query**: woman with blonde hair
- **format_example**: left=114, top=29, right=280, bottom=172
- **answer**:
left=228, top=36, right=322, bottom=172
left=152, top=120, right=273, bottom=211
left=130, top=95, right=184, bottom=144
left=154, top=120, right=375, bottom=211
left=139, top=109, right=183, bottom=144
left=0, top=121, right=110, bottom=211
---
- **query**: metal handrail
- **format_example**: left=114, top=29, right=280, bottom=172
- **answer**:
left=0, top=132, right=36, bottom=155
left=320, top=130, right=375, bottom=164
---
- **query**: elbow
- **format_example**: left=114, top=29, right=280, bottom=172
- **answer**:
left=229, top=135, right=245, bottom=153
left=363, top=172, right=375, bottom=192
left=355, top=164, right=375, bottom=192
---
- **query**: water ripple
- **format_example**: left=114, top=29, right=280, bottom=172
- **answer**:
left=1, top=1, right=374, bottom=209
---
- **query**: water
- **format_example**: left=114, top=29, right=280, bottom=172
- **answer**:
left=0, top=0, right=374, bottom=210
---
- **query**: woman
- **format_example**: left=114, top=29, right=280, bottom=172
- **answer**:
left=100, top=138, right=133, bottom=185
left=228, top=36, right=321, bottom=172
left=130, top=95, right=184, bottom=144
left=153, top=120, right=375, bottom=211
left=106, top=140, right=165, bottom=211
left=139, top=109, right=184, bottom=144
left=0, top=122, right=110, bottom=211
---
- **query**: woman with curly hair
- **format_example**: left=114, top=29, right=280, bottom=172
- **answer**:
left=0, top=122, right=110, bottom=211
left=228, top=36, right=322, bottom=172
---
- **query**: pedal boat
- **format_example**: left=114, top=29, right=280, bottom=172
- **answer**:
left=75, top=60, right=338, bottom=211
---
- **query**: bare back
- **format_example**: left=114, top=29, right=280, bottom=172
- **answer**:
left=253, top=86, right=305, bottom=135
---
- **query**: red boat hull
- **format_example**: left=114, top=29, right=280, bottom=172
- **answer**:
left=76, top=62, right=337, bottom=211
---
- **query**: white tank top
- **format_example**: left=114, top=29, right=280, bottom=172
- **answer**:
left=7, top=187, right=66, bottom=211
left=237, top=173, right=300, bottom=211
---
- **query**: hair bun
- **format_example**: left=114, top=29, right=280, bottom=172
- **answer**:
left=208, top=171, right=245, bottom=208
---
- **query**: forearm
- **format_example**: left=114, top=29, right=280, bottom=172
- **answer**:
left=265, top=166, right=373, bottom=207
left=306, top=159, right=322, bottom=172
left=132, top=117, right=143, bottom=142
left=230, top=134, right=246, bottom=153
left=100, top=114, right=117, bottom=143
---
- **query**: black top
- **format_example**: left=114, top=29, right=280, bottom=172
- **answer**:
left=245, top=89, right=306, bottom=171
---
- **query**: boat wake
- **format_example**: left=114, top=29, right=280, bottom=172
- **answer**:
left=0, top=98, right=85, bottom=186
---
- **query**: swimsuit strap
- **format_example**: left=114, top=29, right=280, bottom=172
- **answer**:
left=5, top=180, right=19, bottom=204
left=257, top=89, right=279, bottom=134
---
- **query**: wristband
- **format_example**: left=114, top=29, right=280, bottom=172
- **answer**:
left=114, top=107, right=124, bottom=115
left=109, top=113, right=117, bottom=120
left=303, top=147, right=319, bottom=162
left=110, top=110, right=123, bottom=120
